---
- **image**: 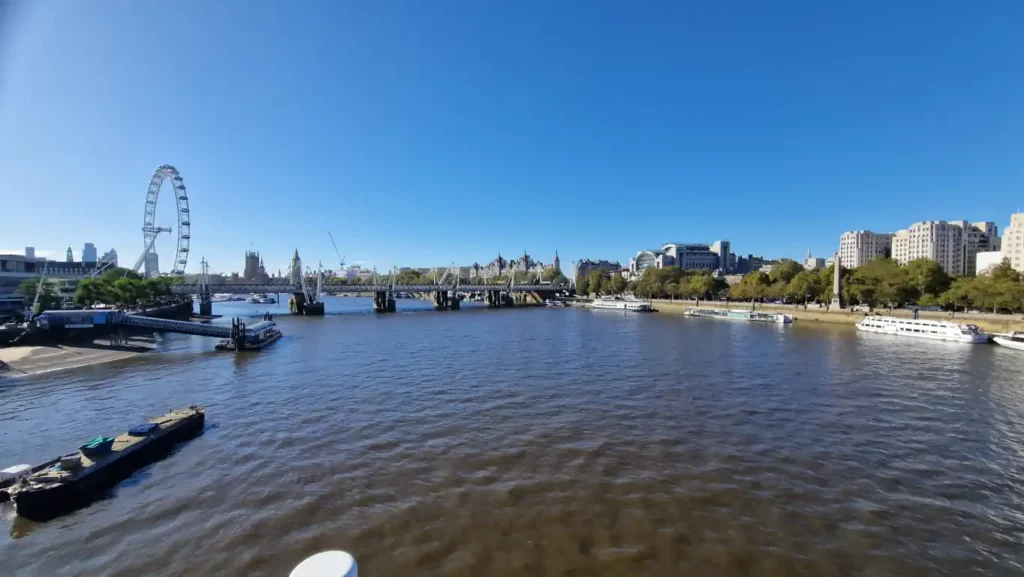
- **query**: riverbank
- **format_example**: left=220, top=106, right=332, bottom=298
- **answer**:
left=0, top=337, right=156, bottom=377
left=653, top=299, right=1024, bottom=333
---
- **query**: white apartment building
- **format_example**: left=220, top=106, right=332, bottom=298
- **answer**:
left=1002, top=213, right=1024, bottom=272
left=838, top=231, right=893, bottom=268
left=891, top=220, right=999, bottom=275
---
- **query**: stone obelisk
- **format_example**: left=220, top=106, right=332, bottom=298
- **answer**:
left=830, top=252, right=842, bottom=309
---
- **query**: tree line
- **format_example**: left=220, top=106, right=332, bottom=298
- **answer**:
left=577, top=257, right=1024, bottom=312
left=16, top=267, right=176, bottom=312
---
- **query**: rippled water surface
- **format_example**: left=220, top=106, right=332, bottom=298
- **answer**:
left=3, top=298, right=1024, bottom=576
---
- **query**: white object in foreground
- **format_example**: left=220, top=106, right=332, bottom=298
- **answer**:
left=290, top=551, right=357, bottom=577
left=992, top=332, right=1024, bottom=350
left=588, top=297, right=653, bottom=312
left=855, top=316, right=988, bottom=343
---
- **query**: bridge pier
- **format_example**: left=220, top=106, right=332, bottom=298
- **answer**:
left=290, top=293, right=305, bottom=315
left=433, top=290, right=450, bottom=311
left=304, top=302, right=325, bottom=315
left=374, top=291, right=396, bottom=313
left=198, top=288, right=213, bottom=316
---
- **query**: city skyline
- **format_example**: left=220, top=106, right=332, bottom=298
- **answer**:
left=3, top=2, right=1024, bottom=273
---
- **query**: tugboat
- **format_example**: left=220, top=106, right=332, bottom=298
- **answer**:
left=7, top=406, right=205, bottom=521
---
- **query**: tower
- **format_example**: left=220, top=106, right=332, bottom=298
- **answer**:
left=830, top=252, right=842, bottom=309
left=66, top=246, right=73, bottom=262
left=553, top=250, right=561, bottom=272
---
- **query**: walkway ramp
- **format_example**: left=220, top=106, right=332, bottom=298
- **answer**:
left=117, top=315, right=232, bottom=338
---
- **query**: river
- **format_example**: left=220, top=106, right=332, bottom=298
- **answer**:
left=2, top=298, right=1024, bottom=576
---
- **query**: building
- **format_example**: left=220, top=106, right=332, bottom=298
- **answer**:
left=891, top=220, right=1000, bottom=275
left=243, top=250, right=270, bottom=283
left=144, top=252, right=159, bottom=277
left=709, top=241, right=733, bottom=272
left=975, top=251, right=1005, bottom=275
left=0, top=248, right=109, bottom=313
left=839, top=231, right=893, bottom=268
left=82, top=243, right=97, bottom=264
left=1002, top=213, right=1024, bottom=272
left=734, top=254, right=771, bottom=274
left=804, top=248, right=826, bottom=270
left=99, top=249, right=118, bottom=267
left=628, top=242, right=730, bottom=276
left=576, top=259, right=622, bottom=279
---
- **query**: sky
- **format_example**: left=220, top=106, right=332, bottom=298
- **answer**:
left=2, top=0, right=1023, bottom=274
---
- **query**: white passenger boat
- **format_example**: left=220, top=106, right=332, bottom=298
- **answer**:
left=684, top=307, right=792, bottom=324
left=991, top=332, right=1024, bottom=350
left=246, top=293, right=276, bottom=304
left=588, top=297, right=653, bottom=312
left=855, top=316, right=988, bottom=343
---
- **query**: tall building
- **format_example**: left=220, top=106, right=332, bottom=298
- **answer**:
left=576, top=259, right=622, bottom=278
left=1000, top=213, right=1024, bottom=272
left=243, top=250, right=270, bottom=282
left=66, top=246, right=73, bottom=263
left=99, top=249, right=118, bottom=266
left=891, top=220, right=999, bottom=275
left=82, top=243, right=97, bottom=263
left=838, top=231, right=893, bottom=268
left=630, top=242, right=728, bottom=275
left=709, top=241, right=732, bottom=272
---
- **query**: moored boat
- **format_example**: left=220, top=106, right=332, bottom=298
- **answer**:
left=855, top=316, right=988, bottom=343
left=246, top=293, right=276, bottom=304
left=588, top=297, right=653, bottom=312
left=684, top=307, right=792, bottom=324
left=215, top=321, right=283, bottom=351
left=8, top=406, right=205, bottom=520
left=992, top=331, right=1024, bottom=350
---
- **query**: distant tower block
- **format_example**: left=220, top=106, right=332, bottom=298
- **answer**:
left=830, top=252, right=842, bottom=309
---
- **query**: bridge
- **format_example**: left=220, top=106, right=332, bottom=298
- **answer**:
left=37, top=309, right=274, bottom=349
left=170, top=283, right=559, bottom=295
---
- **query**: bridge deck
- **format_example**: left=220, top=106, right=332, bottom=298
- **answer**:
left=172, top=284, right=561, bottom=295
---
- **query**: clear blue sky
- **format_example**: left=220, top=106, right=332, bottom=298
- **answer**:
left=2, top=0, right=1023, bottom=273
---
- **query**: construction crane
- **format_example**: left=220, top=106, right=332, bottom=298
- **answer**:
left=328, top=232, right=345, bottom=269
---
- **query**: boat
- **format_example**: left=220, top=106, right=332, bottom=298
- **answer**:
left=7, top=406, right=205, bottom=521
left=215, top=321, right=283, bottom=351
left=855, top=316, right=988, bottom=343
left=246, top=293, right=276, bottom=304
left=684, top=307, right=793, bottom=324
left=588, top=297, right=653, bottom=312
left=991, top=331, right=1024, bottom=350
left=211, top=293, right=234, bottom=302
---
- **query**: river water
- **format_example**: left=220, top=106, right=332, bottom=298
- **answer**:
left=2, top=298, right=1024, bottom=576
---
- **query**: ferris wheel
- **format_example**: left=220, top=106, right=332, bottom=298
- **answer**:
left=140, top=164, right=191, bottom=276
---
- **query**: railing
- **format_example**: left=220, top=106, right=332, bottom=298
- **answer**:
left=171, top=284, right=563, bottom=295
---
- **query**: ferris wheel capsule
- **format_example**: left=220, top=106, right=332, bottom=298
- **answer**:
left=289, top=551, right=357, bottom=577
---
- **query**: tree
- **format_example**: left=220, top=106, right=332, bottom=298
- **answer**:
left=786, top=270, right=819, bottom=304
left=730, top=271, right=770, bottom=301
left=990, top=258, right=1021, bottom=284
left=577, top=276, right=590, bottom=296
left=904, top=259, right=950, bottom=301
left=941, top=277, right=974, bottom=312
left=608, top=275, right=627, bottom=295
left=586, top=270, right=605, bottom=295
left=100, top=267, right=143, bottom=282
left=18, top=278, right=62, bottom=313
left=768, top=259, right=804, bottom=286
left=688, top=273, right=715, bottom=301
left=542, top=266, right=563, bottom=282
left=73, top=278, right=106, bottom=308
left=664, top=282, right=679, bottom=300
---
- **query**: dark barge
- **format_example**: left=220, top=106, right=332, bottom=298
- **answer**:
left=7, top=406, right=204, bottom=521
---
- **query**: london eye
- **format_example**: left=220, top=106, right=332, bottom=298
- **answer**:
left=140, top=164, right=191, bottom=276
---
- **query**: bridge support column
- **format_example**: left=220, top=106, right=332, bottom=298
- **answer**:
left=199, top=300, right=212, bottom=316
left=290, top=293, right=305, bottom=315
left=433, top=291, right=450, bottom=310
left=450, top=292, right=460, bottom=310
left=503, top=292, right=514, bottom=307
left=304, top=301, right=325, bottom=315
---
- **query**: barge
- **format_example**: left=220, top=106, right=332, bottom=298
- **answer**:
left=684, top=307, right=793, bottom=324
left=214, top=320, right=282, bottom=351
left=7, top=406, right=204, bottom=521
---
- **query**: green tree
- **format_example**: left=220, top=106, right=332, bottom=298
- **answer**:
left=688, top=273, right=715, bottom=300
left=608, top=275, right=627, bottom=295
left=990, top=258, right=1021, bottom=284
left=586, top=270, right=605, bottom=295
left=941, top=277, right=975, bottom=312
left=786, top=270, right=819, bottom=303
left=768, top=259, right=804, bottom=286
left=542, top=266, right=563, bottom=282
left=730, top=271, right=770, bottom=301
left=577, top=275, right=590, bottom=296
left=664, top=281, right=679, bottom=300
left=18, top=278, right=62, bottom=313
left=73, top=278, right=106, bottom=307
left=904, top=258, right=950, bottom=301
left=100, top=267, right=143, bottom=282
